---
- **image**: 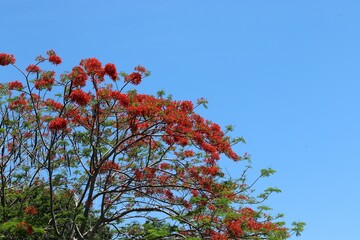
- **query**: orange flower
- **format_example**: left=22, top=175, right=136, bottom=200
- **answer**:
left=49, top=117, right=67, bottom=131
left=24, top=206, right=38, bottom=215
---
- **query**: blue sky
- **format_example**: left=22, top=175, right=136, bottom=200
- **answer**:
left=2, top=1, right=360, bottom=238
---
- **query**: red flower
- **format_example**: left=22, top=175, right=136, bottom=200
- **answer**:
left=124, top=72, right=142, bottom=85
left=70, top=66, right=88, bottom=87
left=9, top=94, right=29, bottom=111
left=49, top=117, right=67, bottom=131
left=44, top=98, right=63, bottom=111
left=70, top=89, right=91, bottom=106
left=34, top=71, right=55, bottom=90
left=110, top=91, right=129, bottom=106
left=47, top=49, right=62, bottom=65
left=16, top=221, right=33, bottom=235
left=8, top=80, right=24, bottom=90
left=48, top=55, right=62, bottom=65
left=99, top=161, right=120, bottom=173
left=0, top=53, right=15, bottom=66
left=81, top=58, right=104, bottom=75
left=104, top=63, right=118, bottom=81
left=180, top=101, right=194, bottom=113
left=24, top=206, right=38, bottom=215
left=134, top=65, right=147, bottom=73
left=203, top=166, right=219, bottom=176
left=26, top=64, right=41, bottom=73
left=183, top=150, right=195, bottom=158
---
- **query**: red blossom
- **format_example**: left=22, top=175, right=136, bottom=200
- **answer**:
left=124, top=72, right=142, bottom=85
left=9, top=94, right=29, bottom=111
left=44, top=98, right=63, bottom=111
left=99, top=161, right=120, bottom=173
left=8, top=80, right=24, bottom=90
left=134, top=169, right=143, bottom=180
left=96, top=88, right=111, bottom=100
left=48, top=55, right=62, bottom=65
left=183, top=150, right=195, bottom=157
left=70, top=89, right=91, bottom=106
left=49, top=117, right=67, bottom=131
left=24, top=206, right=38, bottom=215
left=110, top=91, right=130, bottom=106
left=16, top=221, right=33, bottom=235
left=26, top=64, right=41, bottom=73
left=180, top=100, right=194, bottom=113
left=104, top=63, right=118, bottom=81
left=80, top=58, right=105, bottom=80
left=70, top=66, right=88, bottom=87
left=134, top=65, right=147, bottom=73
left=47, top=49, right=62, bottom=65
left=0, top=53, right=15, bottom=66
left=203, top=166, right=219, bottom=176
left=35, top=71, right=55, bottom=90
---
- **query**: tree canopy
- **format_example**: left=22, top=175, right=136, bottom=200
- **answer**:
left=0, top=51, right=304, bottom=239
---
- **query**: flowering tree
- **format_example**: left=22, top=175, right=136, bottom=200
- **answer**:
left=0, top=51, right=304, bottom=239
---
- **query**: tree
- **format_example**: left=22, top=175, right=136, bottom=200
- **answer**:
left=0, top=51, right=304, bottom=239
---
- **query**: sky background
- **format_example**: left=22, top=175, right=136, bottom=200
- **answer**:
left=2, top=1, right=360, bottom=239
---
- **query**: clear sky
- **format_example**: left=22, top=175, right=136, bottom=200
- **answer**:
left=2, top=1, right=360, bottom=239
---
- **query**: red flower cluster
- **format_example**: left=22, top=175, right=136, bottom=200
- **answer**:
left=220, top=207, right=285, bottom=238
left=34, top=71, right=55, bottom=90
left=8, top=94, right=29, bottom=111
left=99, top=161, right=120, bottom=173
left=16, top=221, right=33, bottom=235
left=124, top=65, right=147, bottom=85
left=134, top=65, right=147, bottom=73
left=44, top=98, right=63, bottom=111
left=0, top=53, right=15, bottom=66
left=26, top=64, right=41, bottom=73
left=69, top=66, right=88, bottom=87
left=70, top=89, right=91, bottom=106
left=80, top=58, right=105, bottom=80
left=48, top=55, right=62, bottom=65
left=24, top=206, right=38, bottom=215
left=202, top=166, right=219, bottom=176
left=49, top=117, right=67, bottom=131
left=47, top=49, right=62, bottom=65
left=124, top=72, right=142, bottom=85
left=110, top=91, right=130, bottom=107
left=104, top=63, right=118, bottom=81
left=180, top=101, right=194, bottom=113
left=8, top=80, right=24, bottom=90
